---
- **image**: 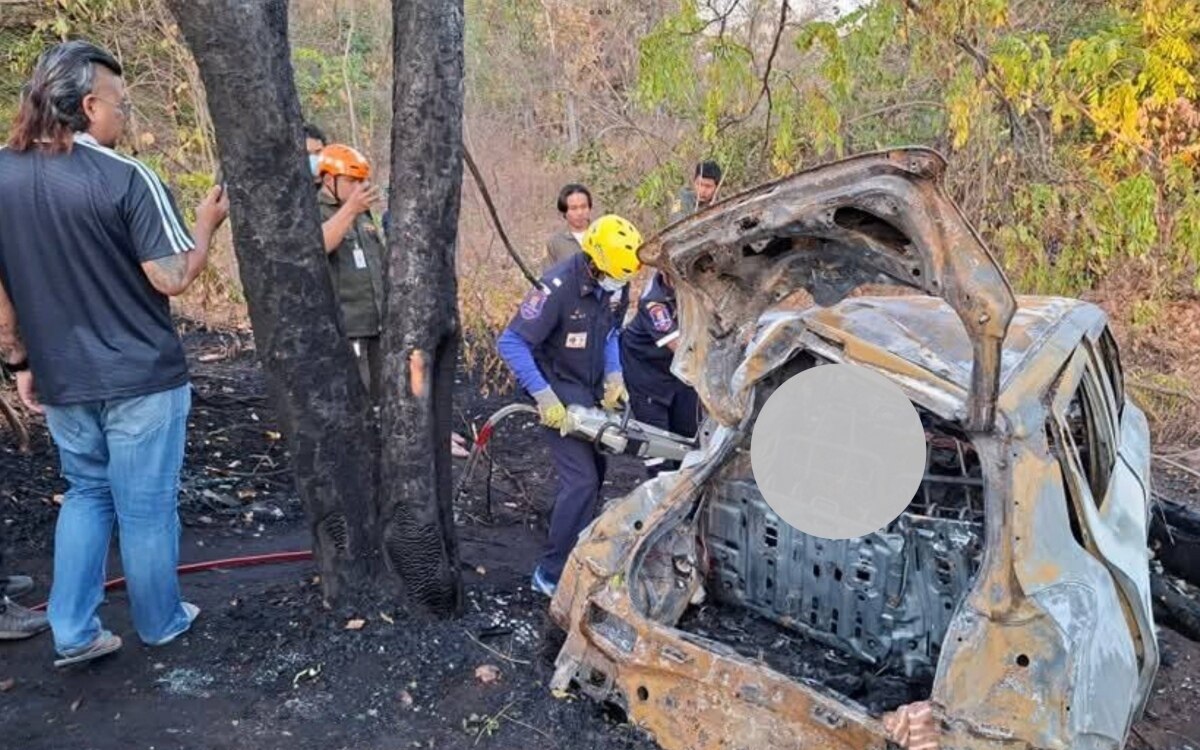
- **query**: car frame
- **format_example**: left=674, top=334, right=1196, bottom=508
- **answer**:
left=547, top=148, right=1157, bottom=750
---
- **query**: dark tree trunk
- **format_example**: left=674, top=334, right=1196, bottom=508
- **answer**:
left=379, top=0, right=465, bottom=615
left=166, top=0, right=381, bottom=602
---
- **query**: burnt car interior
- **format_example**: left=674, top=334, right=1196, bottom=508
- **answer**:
left=604, top=173, right=1010, bottom=715
left=673, top=350, right=986, bottom=714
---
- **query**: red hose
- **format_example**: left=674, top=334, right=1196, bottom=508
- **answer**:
left=30, top=549, right=314, bottom=612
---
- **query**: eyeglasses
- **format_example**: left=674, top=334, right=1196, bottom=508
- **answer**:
left=92, top=95, right=132, bottom=118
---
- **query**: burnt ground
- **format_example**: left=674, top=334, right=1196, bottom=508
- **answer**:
left=0, top=327, right=1199, bottom=750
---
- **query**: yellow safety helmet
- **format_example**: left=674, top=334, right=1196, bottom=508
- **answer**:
left=581, top=214, right=642, bottom=282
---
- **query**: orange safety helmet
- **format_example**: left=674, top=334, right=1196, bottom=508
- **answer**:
left=316, top=144, right=371, bottom=180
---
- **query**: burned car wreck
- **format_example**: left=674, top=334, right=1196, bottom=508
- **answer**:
left=547, top=148, right=1158, bottom=750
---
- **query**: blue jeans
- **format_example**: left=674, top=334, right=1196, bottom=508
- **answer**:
left=44, top=384, right=192, bottom=653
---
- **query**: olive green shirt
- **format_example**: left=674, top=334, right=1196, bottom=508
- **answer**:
left=319, top=193, right=386, bottom=338
left=544, top=229, right=583, bottom=272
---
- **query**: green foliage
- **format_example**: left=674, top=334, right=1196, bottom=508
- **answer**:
left=1098, top=173, right=1159, bottom=261
left=796, top=22, right=849, bottom=101
left=572, top=140, right=635, bottom=212
left=636, top=0, right=704, bottom=112
left=293, top=45, right=370, bottom=116
left=625, top=0, right=1200, bottom=302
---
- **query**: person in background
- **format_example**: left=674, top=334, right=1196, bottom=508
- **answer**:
left=620, top=269, right=699, bottom=475
left=316, top=144, right=386, bottom=401
left=0, top=40, right=228, bottom=666
left=669, top=160, right=723, bottom=223
left=312, top=150, right=469, bottom=457
left=543, top=183, right=593, bottom=272
left=497, top=215, right=642, bottom=597
left=303, top=122, right=326, bottom=186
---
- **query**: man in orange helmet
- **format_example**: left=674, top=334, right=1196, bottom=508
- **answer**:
left=316, top=144, right=386, bottom=399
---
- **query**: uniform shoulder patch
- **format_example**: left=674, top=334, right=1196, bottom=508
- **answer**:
left=647, top=302, right=673, bottom=332
left=520, top=288, right=548, bottom=320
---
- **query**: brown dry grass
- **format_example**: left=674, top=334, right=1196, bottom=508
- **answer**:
left=1088, top=261, right=1200, bottom=449
left=457, top=127, right=586, bottom=395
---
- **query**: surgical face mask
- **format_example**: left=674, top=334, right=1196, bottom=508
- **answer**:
left=599, top=276, right=627, bottom=292
left=308, top=154, right=320, bottom=176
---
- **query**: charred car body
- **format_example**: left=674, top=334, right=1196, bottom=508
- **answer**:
left=548, top=148, right=1157, bottom=750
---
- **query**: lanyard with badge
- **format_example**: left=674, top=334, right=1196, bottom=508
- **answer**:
left=351, top=223, right=368, bottom=270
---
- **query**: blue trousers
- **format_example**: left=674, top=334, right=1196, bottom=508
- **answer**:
left=43, top=384, right=193, bottom=653
left=539, top=426, right=607, bottom=582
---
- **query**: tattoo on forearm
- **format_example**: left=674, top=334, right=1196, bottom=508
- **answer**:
left=145, top=253, right=190, bottom=292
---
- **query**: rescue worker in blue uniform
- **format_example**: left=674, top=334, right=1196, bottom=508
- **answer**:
left=496, top=215, right=643, bottom=597
left=620, top=271, right=699, bottom=475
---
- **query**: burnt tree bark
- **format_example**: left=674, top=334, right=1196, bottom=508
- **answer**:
left=166, top=0, right=381, bottom=601
left=378, top=0, right=465, bottom=615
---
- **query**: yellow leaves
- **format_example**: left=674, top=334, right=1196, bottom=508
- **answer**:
left=946, top=96, right=972, bottom=150
left=1113, top=81, right=1143, bottom=142
left=944, top=68, right=985, bottom=151
left=771, top=98, right=798, bottom=178
left=800, top=89, right=844, bottom=158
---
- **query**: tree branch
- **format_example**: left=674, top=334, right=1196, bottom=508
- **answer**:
left=683, top=0, right=743, bottom=38
left=845, top=100, right=945, bottom=126
left=342, top=2, right=361, bottom=149
left=461, top=146, right=542, bottom=291
left=901, top=0, right=1028, bottom=144
left=715, top=0, right=791, bottom=141
left=759, top=0, right=789, bottom=161
left=952, top=34, right=1026, bottom=142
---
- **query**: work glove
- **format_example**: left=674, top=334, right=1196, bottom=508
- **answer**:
left=532, top=388, right=567, bottom=431
left=601, top=373, right=628, bottom=411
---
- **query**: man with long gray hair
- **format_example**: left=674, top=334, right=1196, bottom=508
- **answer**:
left=0, top=40, right=228, bottom=666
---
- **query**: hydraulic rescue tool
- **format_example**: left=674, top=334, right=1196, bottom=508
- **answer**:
left=453, top=402, right=696, bottom=509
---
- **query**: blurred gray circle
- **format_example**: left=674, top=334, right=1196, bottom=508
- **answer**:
left=750, top=363, right=926, bottom=540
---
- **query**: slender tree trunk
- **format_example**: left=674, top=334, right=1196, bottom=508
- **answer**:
left=565, top=93, right=580, bottom=154
left=166, top=0, right=381, bottom=602
left=380, top=0, right=465, bottom=615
